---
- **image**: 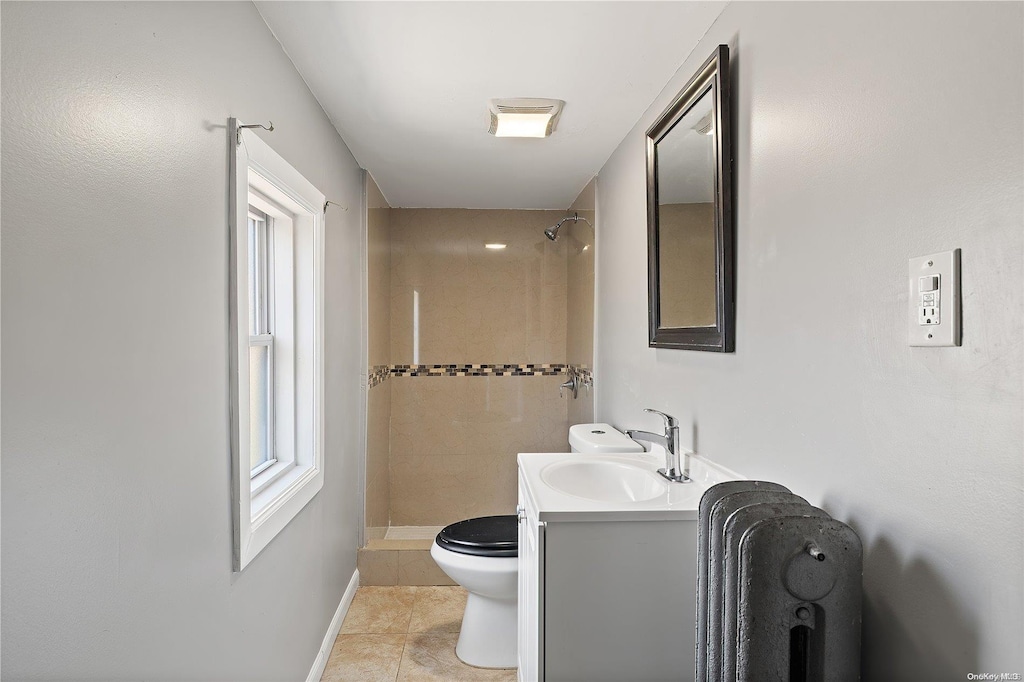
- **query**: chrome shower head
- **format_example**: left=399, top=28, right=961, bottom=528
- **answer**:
left=544, top=212, right=592, bottom=241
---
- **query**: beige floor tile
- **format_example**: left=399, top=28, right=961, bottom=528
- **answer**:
left=408, top=587, right=468, bottom=633
left=397, top=633, right=517, bottom=681
left=341, top=586, right=417, bottom=634
left=320, top=634, right=405, bottom=682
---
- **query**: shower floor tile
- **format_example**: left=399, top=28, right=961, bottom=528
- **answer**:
left=322, top=586, right=516, bottom=682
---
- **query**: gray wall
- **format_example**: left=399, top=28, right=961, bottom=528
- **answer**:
left=1, top=2, right=364, bottom=680
left=595, top=2, right=1023, bottom=679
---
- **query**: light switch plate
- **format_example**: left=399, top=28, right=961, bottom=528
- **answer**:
left=909, top=249, right=961, bottom=347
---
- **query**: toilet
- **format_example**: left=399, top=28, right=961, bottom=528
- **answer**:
left=430, top=515, right=519, bottom=668
left=430, top=423, right=643, bottom=669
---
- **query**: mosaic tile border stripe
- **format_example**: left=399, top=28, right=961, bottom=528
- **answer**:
left=368, top=365, right=390, bottom=389
left=392, top=363, right=568, bottom=377
left=368, top=363, right=591, bottom=386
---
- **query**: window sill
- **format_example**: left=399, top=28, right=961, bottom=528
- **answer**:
left=251, top=461, right=319, bottom=524
left=239, top=461, right=323, bottom=569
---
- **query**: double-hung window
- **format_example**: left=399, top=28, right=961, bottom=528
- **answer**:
left=248, top=207, right=275, bottom=480
left=229, top=119, right=325, bottom=571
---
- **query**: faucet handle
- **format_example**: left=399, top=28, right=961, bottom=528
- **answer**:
left=643, top=408, right=678, bottom=429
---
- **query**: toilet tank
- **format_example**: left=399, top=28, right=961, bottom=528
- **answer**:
left=569, top=423, right=644, bottom=454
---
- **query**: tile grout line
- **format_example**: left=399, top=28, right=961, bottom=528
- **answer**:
left=393, top=585, right=418, bottom=682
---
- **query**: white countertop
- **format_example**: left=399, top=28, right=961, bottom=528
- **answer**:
left=517, top=451, right=742, bottom=522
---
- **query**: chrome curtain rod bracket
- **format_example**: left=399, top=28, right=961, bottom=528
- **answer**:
left=324, top=200, right=348, bottom=213
left=236, top=121, right=274, bottom=146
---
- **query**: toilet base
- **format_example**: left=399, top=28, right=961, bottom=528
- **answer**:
left=455, top=592, right=518, bottom=669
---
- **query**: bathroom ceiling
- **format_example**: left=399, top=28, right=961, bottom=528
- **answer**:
left=255, top=1, right=726, bottom=209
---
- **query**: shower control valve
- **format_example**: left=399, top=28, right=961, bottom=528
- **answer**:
left=559, top=369, right=580, bottom=399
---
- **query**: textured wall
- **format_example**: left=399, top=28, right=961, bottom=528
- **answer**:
left=594, top=2, right=1023, bottom=678
left=1, top=3, right=364, bottom=679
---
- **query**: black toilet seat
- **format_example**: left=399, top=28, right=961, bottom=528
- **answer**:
left=435, top=515, right=518, bottom=558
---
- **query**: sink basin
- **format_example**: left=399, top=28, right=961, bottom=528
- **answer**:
left=540, top=459, right=668, bottom=503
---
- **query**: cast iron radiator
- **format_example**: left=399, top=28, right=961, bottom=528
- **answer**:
left=696, top=481, right=863, bottom=682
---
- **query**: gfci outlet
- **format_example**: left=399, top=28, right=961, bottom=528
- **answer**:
left=909, top=249, right=961, bottom=347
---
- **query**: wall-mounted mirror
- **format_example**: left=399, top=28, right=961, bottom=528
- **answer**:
left=646, top=45, right=734, bottom=351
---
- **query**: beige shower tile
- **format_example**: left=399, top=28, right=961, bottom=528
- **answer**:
left=389, top=280, right=468, bottom=364
left=398, top=550, right=457, bottom=587
left=340, top=586, right=416, bottom=633
left=391, top=419, right=468, bottom=458
left=464, top=286, right=529, bottom=364
left=366, top=383, right=392, bottom=530
left=357, top=549, right=399, bottom=586
left=391, top=376, right=468, bottom=425
left=390, top=283, right=470, bottom=365
left=567, top=393, right=595, bottom=429
left=526, top=337, right=567, bottom=366
left=540, top=236, right=568, bottom=289
left=321, top=633, right=405, bottom=682
left=365, top=470, right=391, bottom=532
left=392, top=209, right=472, bottom=252
left=390, top=455, right=469, bottom=526
left=536, top=374, right=572, bottom=413
left=524, top=284, right=567, bottom=364
left=398, top=632, right=517, bottom=681
left=531, top=416, right=572, bottom=453
left=416, top=285, right=470, bottom=364
left=391, top=377, right=470, bottom=456
left=409, top=587, right=467, bottom=633
left=463, top=326, right=527, bottom=365
left=462, top=420, right=528, bottom=456
left=466, top=235, right=530, bottom=286
left=390, top=285, right=415, bottom=363
left=518, top=374, right=559, bottom=407
left=368, top=204, right=392, bottom=370
left=462, top=376, right=532, bottom=425
left=391, top=240, right=470, bottom=289
left=463, top=453, right=518, bottom=519
left=566, top=272, right=594, bottom=367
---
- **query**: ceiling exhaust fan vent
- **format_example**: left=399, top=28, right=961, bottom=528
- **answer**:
left=692, top=111, right=715, bottom=136
left=488, top=98, right=565, bottom=138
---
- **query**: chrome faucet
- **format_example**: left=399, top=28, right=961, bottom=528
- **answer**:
left=626, top=408, right=690, bottom=483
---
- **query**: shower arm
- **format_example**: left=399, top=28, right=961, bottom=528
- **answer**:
left=545, top=212, right=593, bottom=241
left=561, top=212, right=592, bottom=228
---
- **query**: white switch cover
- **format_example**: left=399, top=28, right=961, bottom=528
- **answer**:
left=909, top=249, right=961, bottom=347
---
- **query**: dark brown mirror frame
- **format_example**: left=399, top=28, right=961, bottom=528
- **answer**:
left=646, top=44, right=734, bottom=351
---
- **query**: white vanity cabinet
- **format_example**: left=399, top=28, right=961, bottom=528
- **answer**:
left=516, top=470, right=701, bottom=682
left=517, top=483, right=544, bottom=680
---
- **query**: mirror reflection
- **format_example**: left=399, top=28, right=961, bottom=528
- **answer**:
left=646, top=44, right=732, bottom=352
left=655, top=88, right=716, bottom=329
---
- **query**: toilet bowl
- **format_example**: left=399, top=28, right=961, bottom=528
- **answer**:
left=431, top=424, right=643, bottom=669
left=431, top=515, right=518, bottom=669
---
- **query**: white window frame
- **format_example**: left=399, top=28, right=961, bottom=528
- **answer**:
left=229, top=119, right=325, bottom=571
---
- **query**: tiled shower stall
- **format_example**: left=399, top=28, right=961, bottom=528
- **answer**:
left=360, top=175, right=596, bottom=584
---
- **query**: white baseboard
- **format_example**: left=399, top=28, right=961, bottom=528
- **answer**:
left=306, top=568, right=359, bottom=682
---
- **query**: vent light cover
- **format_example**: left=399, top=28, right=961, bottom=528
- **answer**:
left=488, top=98, right=565, bottom=138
